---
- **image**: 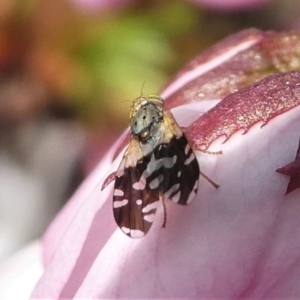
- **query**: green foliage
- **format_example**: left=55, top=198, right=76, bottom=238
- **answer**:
left=71, top=2, right=197, bottom=124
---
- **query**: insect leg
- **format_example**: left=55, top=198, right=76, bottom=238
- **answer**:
left=101, top=171, right=118, bottom=190
left=200, top=171, right=219, bottom=189
left=161, top=196, right=167, bottom=228
left=196, top=148, right=222, bottom=155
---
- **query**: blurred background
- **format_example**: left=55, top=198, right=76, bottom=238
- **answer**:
left=0, top=0, right=299, bottom=263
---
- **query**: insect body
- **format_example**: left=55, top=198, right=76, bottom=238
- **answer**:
left=102, top=95, right=200, bottom=238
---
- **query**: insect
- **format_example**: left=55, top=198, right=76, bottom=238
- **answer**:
left=102, top=94, right=216, bottom=238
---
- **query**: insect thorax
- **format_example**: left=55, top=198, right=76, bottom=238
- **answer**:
left=130, top=95, right=164, bottom=145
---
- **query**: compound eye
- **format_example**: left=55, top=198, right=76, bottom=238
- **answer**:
left=139, top=128, right=150, bottom=141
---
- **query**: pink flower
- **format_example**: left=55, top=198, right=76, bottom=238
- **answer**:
left=71, top=0, right=270, bottom=12
left=70, top=0, right=135, bottom=12
left=187, top=0, right=270, bottom=11
left=2, top=28, right=300, bottom=298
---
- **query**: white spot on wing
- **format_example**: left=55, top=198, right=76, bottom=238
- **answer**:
left=193, top=180, right=198, bottom=191
left=121, top=226, right=130, bottom=234
left=149, top=175, right=163, bottom=189
left=114, top=189, right=124, bottom=196
left=164, top=155, right=177, bottom=168
left=113, top=199, right=129, bottom=208
left=121, top=227, right=145, bottom=238
left=143, top=214, right=155, bottom=223
left=130, top=229, right=145, bottom=238
left=133, top=177, right=146, bottom=190
left=186, top=180, right=198, bottom=204
left=143, top=154, right=178, bottom=179
left=136, top=199, right=142, bottom=205
left=187, top=191, right=196, bottom=204
left=145, top=154, right=157, bottom=176
left=172, top=191, right=181, bottom=203
left=164, top=183, right=180, bottom=199
left=185, top=143, right=190, bottom=155
left=184, top=153, right=195, bottom=165
left=142, top=201, right=159, bottom=213
left=177, top=171, right=181, bottom=177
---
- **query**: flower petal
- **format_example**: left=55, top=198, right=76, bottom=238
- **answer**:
left=32, top=29, right=300, bottom=298
left=187, top=0, right=270, bottom=12
left=0, top=241, right=43, bottom=299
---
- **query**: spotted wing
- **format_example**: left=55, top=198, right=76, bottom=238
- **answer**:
left=113, top=153, right=160, bottom=238
left=156, top=134, right=200, bottom=205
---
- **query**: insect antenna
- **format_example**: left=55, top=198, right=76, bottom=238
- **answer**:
left=140, top=80, right=147, bottom=97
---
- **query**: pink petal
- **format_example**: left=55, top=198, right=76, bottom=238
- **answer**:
left=186, top=71, right=300, bottom=149
left=187, top=0, right=270, bottom=12
left=0, top=241, right=43, bottom=299
left=31, top=29, right=300, bottom=298
left=34, top=90, right=300, bottom=298
left=276, top=141, right=300, bottom=194
left=70, top=0, right=135, bottom=12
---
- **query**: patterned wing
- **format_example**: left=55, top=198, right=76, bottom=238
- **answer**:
left=113, top=153, right=160, bottom=238
left=155, top=134, right=200, bottom=205
left=108, top=94, right=201, bottom=238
